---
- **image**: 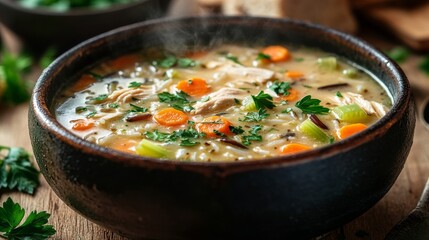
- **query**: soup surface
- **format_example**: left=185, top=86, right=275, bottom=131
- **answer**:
left=56, top=45, right=391, bottom=162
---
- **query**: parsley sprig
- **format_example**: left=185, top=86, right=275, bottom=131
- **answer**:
left=0, top=146, right=39, bottom=195
left=158, top=91, right=194, bottom=112
left=0, top=198, right=56, bottom=239
left=295, top=95, right=329, bottom=115
left=144, top=127, right=205, bottom=147
left=251, top=91, right=275, bottom=110
left=241, top=125, right=263, bottom=146
left=240, top=109, right=269, bottom=122
left=269, top=81, right=291, bottom=96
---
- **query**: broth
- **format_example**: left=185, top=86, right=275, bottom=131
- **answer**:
left=56, top=45, right=391, bottom=162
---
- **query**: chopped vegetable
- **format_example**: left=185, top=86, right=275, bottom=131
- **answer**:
left=154, top=108, right=189, bottom=126
left=196, top=116, right=231, bottom=137
left=136, top=139, right=169, bottom=158
left=342, top=68, right=358, bottom=78
left=112, top=139, right=138, bottom=153
left=295, top=95, right=329, bottom=115
left=285, top=71, right=304, bottom=79
left=251, top=91, right=275, bottom=110
left=106, top=54, right=139, bottom=71
left=280, top=88, right=299, bottom=102
left=0, top=146, right=40, bottom=194
left=241, top=96, right=257, bottom=111
left=317, top=57, right=337, bottom=70
left=229, top=126, right=245, bottom=134
left=338, top=123, right=368, bottom=139
left=262, top=46, right=290, bottom=62
left=280, top=143, right=311, bottom=154
left=145, top=127, right=205, bottom=146
left=299, top=119, right=333, bottom=143
left=176, top=77, right=210, bottom=97
left=70, top=119, right=94, bottom=131
left=332, top=104, right=368, bottom=123
left=386, top=46, right=410, bottom=63
left=256, top=53, right=271, bottom=61
left=0, top=198, right=56, bottom=239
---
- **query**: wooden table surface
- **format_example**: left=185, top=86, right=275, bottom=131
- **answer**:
left=1, top=15, right=429, bottom=240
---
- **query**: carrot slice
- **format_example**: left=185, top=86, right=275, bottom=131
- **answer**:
left=72, top=74, right=96, bottom=92
left=262, top=45, right=290, bottom=62
left=112, top=139, right=138, bottom=154
left=280, top=143, right=312, bottom=154
left=286, top=71, right=304, bottom=79
left=338, top=123, right=368, bottom=139
left=196, top=116, right=231, bottom=138
left=107, top=54, right=140, bottom=70
left=154, top=108, right=189, bottom=126
left=71, top=119, right=94, bottom=131
left=281, top=88, right=299, bottom=102
left=176, top=77, right=210, bottom=97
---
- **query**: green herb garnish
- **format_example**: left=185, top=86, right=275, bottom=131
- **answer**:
left=240, top=109, right=270, bottom=122
left=295, top=95, right=329, bottom=115
left=128, top=104, right=147, bottom=113
left=0, top=197, right=56, bottom=239
left=128, top=82, right=143, bottom=88
left=256, top=53, right=271, bottom=61
left=251, top=91, right=275, bottom=110
left=269, top=81, right=291, bottom=95
left=336, top=91, right=343, bottom=98
left=241, top=125, right=263, bottom=146
left=153, top=56, right=197, bottom=69
left=158, top=91, right=194, bottom=112
left=0, top=146, right=39, bottom=194
left=229, top=126, right=245, bottom=135
left=144, top=127, right=205, bottom=147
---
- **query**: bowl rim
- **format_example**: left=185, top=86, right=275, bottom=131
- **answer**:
left=0, top=0, right=161, bottom=16
left=31, top=16, right=411, bottom=174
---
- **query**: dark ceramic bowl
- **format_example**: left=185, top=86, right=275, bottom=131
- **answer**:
left=0, top=0, right=171, bottom=51
left=29, top=17, right=415, bottom=239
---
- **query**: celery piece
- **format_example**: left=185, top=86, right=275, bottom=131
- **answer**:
left=332, top=104, right=368, bottom=123
left=242, top=96, right=257, bottom=111
left=317, top=57, right=337, bottom=70
left=136, top=139, right=169, bottom=158
left=299, top=119, right=333, bottom=143
left=342, top=68, right=358, bottom=78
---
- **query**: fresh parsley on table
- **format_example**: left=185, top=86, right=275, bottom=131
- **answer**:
left=0, top=146, right=39, bottom=195
left=0, top=197, right=55, bottom=239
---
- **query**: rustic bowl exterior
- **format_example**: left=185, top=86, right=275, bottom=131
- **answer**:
left=29, top=17, right=415, bottom=239
left=0, top=0, right=170, bottom=51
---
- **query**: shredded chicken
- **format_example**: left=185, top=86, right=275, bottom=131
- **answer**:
left=192, top=87, right=247, bottom=115
left=108, top=85, right=155, bottom=103
left=206, top=61, right=276, bottom=83
left=332, top=92, right=388, bottom=118
left=93, top=112, right=123, bottom=126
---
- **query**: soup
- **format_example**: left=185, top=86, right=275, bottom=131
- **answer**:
left=55, top=45, right=391, bottom=162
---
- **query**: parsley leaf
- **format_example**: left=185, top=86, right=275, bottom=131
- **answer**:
left=0, top=52, right=31, bottom=104
left=158, top=91, right=194, bottom=112
left=177, top=58, right=197, bottom=68
left=256, top=53, right=271, bottom=61
left=0, top=146, right=39, bottom=194
left=0, top=198, right=56, bottom=239
left=386, top=46, right=410, bottom=63
left=87, top=94, right=108, bottom=104
left=269, top=81, right=291, bottom=95
left=241, top=125, right=263, bottom=146
left=128, top=104, right=147, bottom=113
left=336, top=91, right=343, bottom=98
left=229, top=126, right=245, bottom=134
left=225, top=54, right=241, bottom=65
left=240, top=109, right=270, bottom=122
left=251, top=91, right=275, bottom=110
left=128, top=82, right=143, bottom=88
left=144, top=127, right=205, bottom=147
left=295, top=95, right=329, bottom=115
